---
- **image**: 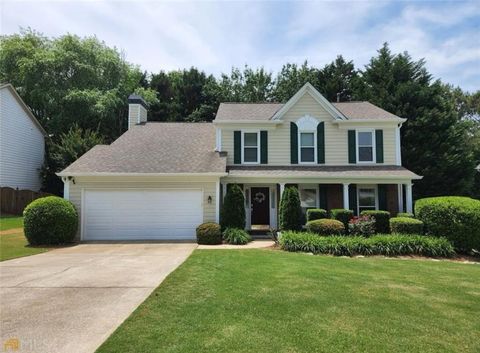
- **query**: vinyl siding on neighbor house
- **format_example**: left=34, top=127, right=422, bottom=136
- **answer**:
left=68, top=176, right=218, bottom=239
left=0, top=87, right=45, bottom=191
left=220, top=92, right=397, bottom=166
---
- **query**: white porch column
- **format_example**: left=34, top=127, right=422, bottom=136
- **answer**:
left=215, top=180, right=220, bottom=223
left=279, top=183, right=285, bottom=199
left=221, top=183, right=227, bottom=200
left=343, top=183, right=350, bottom=210
left=405, top=183, right=413, bottom=214
left=62, top=177, right=70, bottom=201
left=398, top=184, right=404, bottom=213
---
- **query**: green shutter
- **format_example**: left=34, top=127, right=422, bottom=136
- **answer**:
left=317, top=122, right=325, bottom=164
left=290, top=122, right=298, bottom=164
left=378, top=184, right=387, bottom=210
left=260, top=130, right=268, bottom=164
left=233, top=131, right=241, bottom=164
left=319, top=185, right=328, bottom=210
left=348, top=130, right=356, bottom=164
left=375, top=130, right=384, bottom=163
left=349, top=184, right=357, bottom=215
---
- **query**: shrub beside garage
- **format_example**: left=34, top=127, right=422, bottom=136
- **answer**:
left=415, top=196, right=480, bottom=253
left=23, top=196, right=78, bottom=245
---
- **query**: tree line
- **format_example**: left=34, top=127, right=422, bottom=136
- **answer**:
left=1, top=29, right=478, bottom=198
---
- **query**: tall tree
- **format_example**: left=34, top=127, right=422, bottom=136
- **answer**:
left=218, top=66, right=274, bottom=102
left=273, top=61, right=319, bottom=102
left=355, top=43, right=477, bottom=198
left=317, top=55, right=359, bottom=102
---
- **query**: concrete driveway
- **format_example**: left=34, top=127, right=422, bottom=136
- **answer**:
left=0, top=243, right=196, bottom=353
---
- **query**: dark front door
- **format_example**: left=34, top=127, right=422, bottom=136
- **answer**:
left=251, top=187, right=270, bottom=225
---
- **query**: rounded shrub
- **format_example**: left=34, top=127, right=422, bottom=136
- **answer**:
left=279, top=186, right=302, bottom=231
left=196, top=222, right=222, bottom=245
left=23, top=196, right=78, bottom=245
left=306, top=208, right=327, bottom=222
left=306, top=219, right=345, bottom=236
left=330, top=209, right=353, bottom=232
left=360, top=210, right=390, bottom=234
left=415, top=196, right=480, bottom=252
left=397, top=212, right=414, bottom=218
left=220, top=184, right=245, bottom=230
left=223, top=228, right=252, bottom=245
left=390, top=217, right=424, bottom=234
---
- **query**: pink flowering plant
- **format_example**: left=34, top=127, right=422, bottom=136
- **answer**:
left=348, top=215, right=376, bottom=236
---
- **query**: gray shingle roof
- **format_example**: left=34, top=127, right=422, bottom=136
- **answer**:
left=226, top=165, right=422, bottom=179
left=59, top=123, right=226, bottom=175
left=214, top=101, right=401, bottom=121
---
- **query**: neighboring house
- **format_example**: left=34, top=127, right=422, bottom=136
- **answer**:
left=0, top=84, right=46, bottom=191
left=58, top=83, right=421, bottom=241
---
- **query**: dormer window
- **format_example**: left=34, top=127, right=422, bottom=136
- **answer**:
left=242, top=131, right=260, bottom=164
left=300, top=132, right=315, bottom=163
left=357, top=130, right=375, bottom=163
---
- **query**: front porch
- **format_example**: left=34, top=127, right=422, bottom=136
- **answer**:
left=220, top=181, right=414, bottom=231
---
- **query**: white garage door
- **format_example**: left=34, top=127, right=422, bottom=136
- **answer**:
left=83, top=189, right=203, bottom=240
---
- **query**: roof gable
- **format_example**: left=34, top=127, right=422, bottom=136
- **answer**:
left=0, top=84, right=47, bottom=136
left=271, top=82, right=346, bottom=121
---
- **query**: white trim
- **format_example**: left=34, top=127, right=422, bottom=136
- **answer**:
left=241, top=130, right=261, bottom=164
left=343, top=183, right=350, bottom=209
left=296, top=115, right=319, bottom=130
left=356, top=129, right=376, bottom=164
left=405, top=183, right=413, bottom=213
left=63, top=178, right=70, bottom=201
left=395, top=125, right=402, bottom=166
left=356, top=184, right=378, bottom=215
left=212, top=120, right=282, bottom=125
left=215, top=180, right=220, bottom=223
left=57, top=172, right=228, bottom=177
left=398, top=184, right=404, bottom=213
left=272, top=83, right=346, bottom=121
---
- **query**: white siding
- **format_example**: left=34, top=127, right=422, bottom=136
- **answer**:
left=0, top=88, right=45, bottom=191
left=220, top=92, right=397, bottom=165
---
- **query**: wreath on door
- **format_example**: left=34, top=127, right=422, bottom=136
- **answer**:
left=254, top=192, right=266, bottom=203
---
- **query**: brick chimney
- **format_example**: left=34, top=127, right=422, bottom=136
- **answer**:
left=128, top=94, right=148, bottom=129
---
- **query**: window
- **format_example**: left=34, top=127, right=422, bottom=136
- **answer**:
left=299, top=187, right=318, bottom=213
left=242, top=132, right=259, bottom=163
left=357, top=130, right=375, bottom=163
left=357, top=186, right=377, bottom=214
left=300, top=132, right=315, bottom=163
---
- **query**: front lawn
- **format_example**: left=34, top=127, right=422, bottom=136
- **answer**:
left=0, top=232, right=48, bottom=261
left=0, top=214, right=23, bottom=231
left=97, top=250, right=480, bottom=353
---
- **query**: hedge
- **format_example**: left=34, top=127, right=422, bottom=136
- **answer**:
left=305, top=219, right=344, bottom=235
left=306, top=208, right=327, bottom=222
left=196, top=222, right=222, bottom=245
left=390, top=217, right=424, bottom=234
left=223, top=228, right=251, bottom=245
left=279, top=232, right=455, bottom=257
left=360, top=210, right=390, bottom=233
left=279, top=186, right=302, bottom=231
left=220, top=184, right=245, bottom=230
left=23, top=196, right=78, bottom=245
left=415, top=196, right=480, bottom=252
left=330, top=209, right=353, bottom=232
left=397, top=212, right=414, bottom=218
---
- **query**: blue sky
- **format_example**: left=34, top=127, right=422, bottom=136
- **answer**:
left=2, top=0, right=479, bottom=91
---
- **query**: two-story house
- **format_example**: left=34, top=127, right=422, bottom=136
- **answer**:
left=59, top=83, right=421, bottom=241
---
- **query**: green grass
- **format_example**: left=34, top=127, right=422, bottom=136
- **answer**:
left=97, top=250, right=480, bottom=353
left=0, top=215, right=23, bottom=231
left=0, top=232, right=48, bottom=261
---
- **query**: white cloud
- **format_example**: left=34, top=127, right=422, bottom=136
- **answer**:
left=1, top=0, right=478, bottom=91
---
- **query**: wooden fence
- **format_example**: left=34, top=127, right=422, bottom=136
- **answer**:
left=0, top=187, right=53, bottom=215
